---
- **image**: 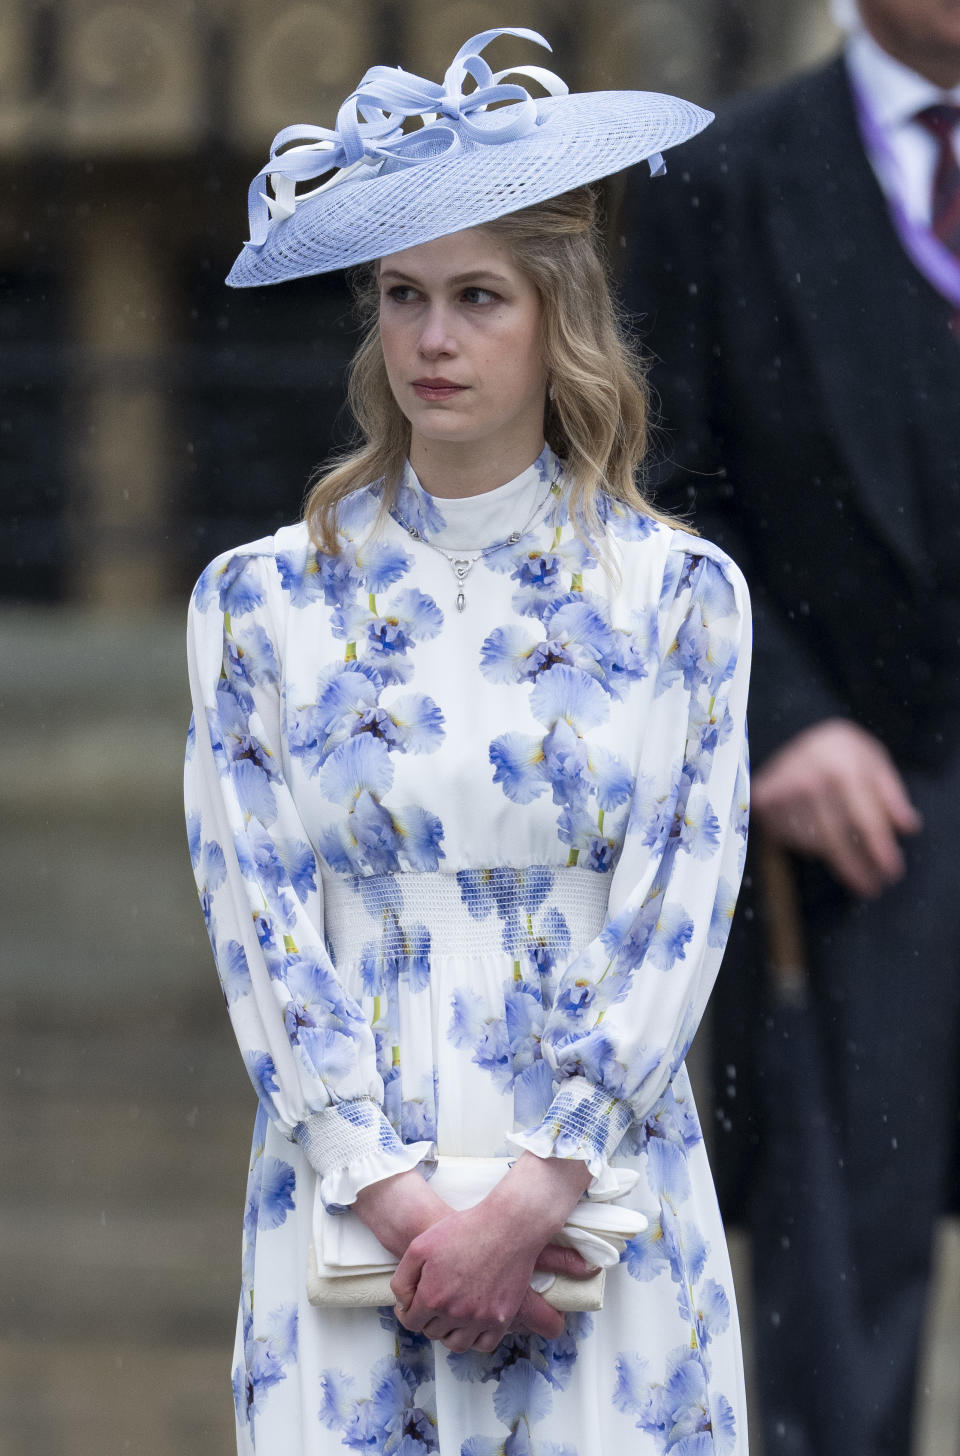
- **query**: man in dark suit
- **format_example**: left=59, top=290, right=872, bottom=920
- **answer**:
left=620, top=3, right=960, bottom=1452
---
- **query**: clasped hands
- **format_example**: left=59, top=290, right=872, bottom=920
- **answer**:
left=353, top=1152, right=594, bottom=1353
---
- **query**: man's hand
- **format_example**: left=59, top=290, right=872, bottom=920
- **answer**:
left=752, top=718, right=922, bottom=898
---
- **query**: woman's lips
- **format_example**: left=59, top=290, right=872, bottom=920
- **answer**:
left=412, top=379, right=467, bottom=401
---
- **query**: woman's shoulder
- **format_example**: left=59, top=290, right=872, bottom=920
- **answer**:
left=664, top=524, right=746, bottom=582
left=190, top=522, right=312, bottom=617
left=606, top=506, right=746, bottom=587
left=658, top=524, right=751, bottom=630
left=603, top=511, right=749, bottom=632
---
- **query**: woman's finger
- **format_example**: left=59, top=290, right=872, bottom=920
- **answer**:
left=512, top=1288, right=565, bottom=1340
left=390, top=1244, right=425, bottom=1318
left=472, top=1330, right=504, bottom=1354
left=534, top=1243, right=598, bottom=1279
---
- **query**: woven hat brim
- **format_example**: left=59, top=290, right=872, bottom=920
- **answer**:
left=226, top=91, right=712, bottom=287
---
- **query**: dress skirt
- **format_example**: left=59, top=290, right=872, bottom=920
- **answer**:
left=235, top=866, right=748, bottom=1455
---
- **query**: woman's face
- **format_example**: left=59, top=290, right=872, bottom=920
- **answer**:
left=378, top=227, right=548, bottom=466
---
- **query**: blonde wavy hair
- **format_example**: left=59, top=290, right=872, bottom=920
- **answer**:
left=304, top=186, right=683, bottom=553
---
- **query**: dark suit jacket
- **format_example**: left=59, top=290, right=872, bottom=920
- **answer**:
left=618, top=56, right=960, bottom=1218
left=619, top=56, right=960, bottom=773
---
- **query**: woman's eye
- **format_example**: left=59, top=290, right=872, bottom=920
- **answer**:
left=386, top=285, right=419, bottom=303
left=461, top=287, right=496, bottom=305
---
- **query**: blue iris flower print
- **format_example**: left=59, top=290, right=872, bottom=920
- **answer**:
left=319, top=1368, right=358, bottom=1430
left=602, top=892, right=695, bottom=974
left=193, top=551, right=264, bottom=615
left=530, top=664, right=609, bottom=734
left=233, top=756, right=279, bottom=824
left=353, top=540, right=421, bottom=596
left=278, top=492, right=410, bottom=607
left=244, top=1051, right=281, bottom=1121
left=244, top=823, right=317, bottom=912
left=186, top=811, right=202, bottom=867
left=480, top=599, right=614, bottom=689
left=557, top=805, right=620, bottom=873
left=320, top=1350, right=439, bottom=1454
left=447, top=1315, right=592, bottom=1403
left=678, top=786, right=722, bottom=860
left=623, top=1215, right=673, bottom=1284
left=227, top=623, right=279, bottom=691
left=457, top=866, right=554, bottom=921
left=448, top=869, right=576, bottom=1113
left=233, top=1302, right=299, bottom=1425
left=193, top=835, right=226, bottom=890
left=291, top=662, right=444, bottom=777
left=646, top=1133, right=693, bottom=1207
left=490, top=732, right=549, bottom=804
left=218, top=938, right=252, bottom=1004
left=627, top=774, right=680, bottom=855
left=332, top=589, right=443, bottom=685
left=459, top=1357, right=578, bottom=1456
left=448, top=988, right=512, bottom=1090
left=392, top=473, right=448, bottom=540
left=614, top=1345, right=737, bottom=1455
left=359, top=909, right=432, bottom=995
left=489, top=666, right=614, bottom=818
left=707, top=878, right=738, bottom=949
left=257, top=1157, right=296, bottom=1230
left=401, top=1075, right=438, bottom=1142
left=594, top=494, right=657, bottom=542
left=686, top=1278, right=731, bottom=1353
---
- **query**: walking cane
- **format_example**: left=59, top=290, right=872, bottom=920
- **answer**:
left=755, top=830, right=865, bottom=1435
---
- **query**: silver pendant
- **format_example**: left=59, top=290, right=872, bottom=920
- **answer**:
left=452, top=559, right=472, bottom=612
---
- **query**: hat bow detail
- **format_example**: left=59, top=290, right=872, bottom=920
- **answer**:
left=245, top=27, right=567, bottom=250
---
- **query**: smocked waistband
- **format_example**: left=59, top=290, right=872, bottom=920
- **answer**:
left=320, top=865, right=610, bottom=966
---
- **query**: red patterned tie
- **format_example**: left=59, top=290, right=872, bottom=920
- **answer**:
left=915, top=103, right=960, bottom=255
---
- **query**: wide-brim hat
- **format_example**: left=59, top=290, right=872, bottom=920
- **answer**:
left=227, top=26, right=713, bottom=287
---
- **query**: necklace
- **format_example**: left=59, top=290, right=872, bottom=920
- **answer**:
left=393, top=482, right=556, bottom=613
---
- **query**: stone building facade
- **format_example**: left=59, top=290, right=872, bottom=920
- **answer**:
left=0, top=0, right=836, bottom=607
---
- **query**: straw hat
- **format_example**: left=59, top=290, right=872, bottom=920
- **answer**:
left=227, top=26, right=713, bottom=287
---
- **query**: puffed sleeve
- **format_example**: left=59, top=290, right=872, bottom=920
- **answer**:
left=508, top=537, right=751, bottom=1182
left=184, top=541, right=435, bottom=1208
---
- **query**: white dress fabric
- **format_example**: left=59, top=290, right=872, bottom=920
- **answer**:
left=184, top=446, right=752, bottom=1456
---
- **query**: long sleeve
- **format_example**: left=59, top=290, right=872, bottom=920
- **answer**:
left=509, top=537, right=751, bottom=1179
left=184, top=540, right=434, bottom=1207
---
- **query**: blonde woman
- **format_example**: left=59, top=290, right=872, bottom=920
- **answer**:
left=185, top=28, right=751, bottom=1455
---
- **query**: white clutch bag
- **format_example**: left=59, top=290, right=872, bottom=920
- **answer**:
left=307, top=1155, right=647, bottom=1311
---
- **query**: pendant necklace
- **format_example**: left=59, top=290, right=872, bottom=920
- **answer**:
left=393, top=480, right=556, bottom=613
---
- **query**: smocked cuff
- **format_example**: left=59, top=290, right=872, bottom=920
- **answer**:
left=507, top=1076, right=635, bottom=1182
left=294, top=1098, right=436, bottom=1211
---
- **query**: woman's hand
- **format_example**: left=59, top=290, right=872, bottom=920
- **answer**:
left=352, top=1166, right=452, bottom=1257
left=390, top=1153, right=593, bottom=1353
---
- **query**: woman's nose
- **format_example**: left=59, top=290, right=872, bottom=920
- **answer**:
left=417, top=304, right=455, bottom=358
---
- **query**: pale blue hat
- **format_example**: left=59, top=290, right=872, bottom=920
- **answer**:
left=227, top=27, right=713, bottom=287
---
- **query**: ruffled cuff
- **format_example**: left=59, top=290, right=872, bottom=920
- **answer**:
left=294, top=1098, right=436, bottom=1211
left=507, top=1076, right=635, bottom=1183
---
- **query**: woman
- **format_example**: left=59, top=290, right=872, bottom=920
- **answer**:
left=185, top=27, right=751, bottom=1455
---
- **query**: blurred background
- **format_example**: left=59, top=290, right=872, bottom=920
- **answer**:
left=1, top=2, right=956, bottom=1452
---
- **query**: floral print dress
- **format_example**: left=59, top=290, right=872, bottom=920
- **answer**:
left=184, top=446, right=751, bottom=1456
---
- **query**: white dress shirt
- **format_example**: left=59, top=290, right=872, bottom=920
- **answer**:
left=845, top=25, right=960, bottom=227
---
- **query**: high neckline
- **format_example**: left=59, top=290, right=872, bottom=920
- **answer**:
left=395, top=445, right=560, bottom=551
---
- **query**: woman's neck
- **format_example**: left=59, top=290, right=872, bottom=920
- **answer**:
left=409, top=431, right=547, bottom=499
